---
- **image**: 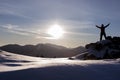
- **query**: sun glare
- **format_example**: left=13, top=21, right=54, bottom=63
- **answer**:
left=47, top=24, right=64, bottom=39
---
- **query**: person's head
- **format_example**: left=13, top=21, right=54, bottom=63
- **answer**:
left=101, top=24, right=104, bottom=27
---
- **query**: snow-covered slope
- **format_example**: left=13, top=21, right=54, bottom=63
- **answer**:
left=71, top=39, right=120, bottom=60
left=0, top=51, right=120, bottom=80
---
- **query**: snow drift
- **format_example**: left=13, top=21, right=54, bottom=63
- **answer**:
left=0, top=50, right=120, bottom=80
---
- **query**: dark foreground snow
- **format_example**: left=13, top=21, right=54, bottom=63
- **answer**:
left=0, top=51, right=120, bottom=80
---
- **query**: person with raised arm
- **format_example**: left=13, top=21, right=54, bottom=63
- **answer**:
left=96, top=23, right=110, bottom=41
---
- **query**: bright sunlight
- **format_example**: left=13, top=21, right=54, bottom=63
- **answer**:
left=47, top=24, right=64, bottom=39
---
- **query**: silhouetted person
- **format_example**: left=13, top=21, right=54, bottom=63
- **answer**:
left=96, top=23, right=110, bottom=41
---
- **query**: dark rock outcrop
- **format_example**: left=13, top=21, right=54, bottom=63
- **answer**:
left=71, top=36, right=120, bottom=60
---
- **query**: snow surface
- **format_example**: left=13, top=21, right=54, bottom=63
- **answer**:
left=73, top=39, right=120, bottom=59
left=0, top=51, right=120, bottom=80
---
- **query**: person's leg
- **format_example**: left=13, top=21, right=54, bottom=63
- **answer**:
left=100, top=33, right=102, bottom=41
left=103, top=32, right=107, bottom=39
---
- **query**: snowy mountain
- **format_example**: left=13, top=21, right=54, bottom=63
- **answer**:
left=0, top=43, right=86, bottom=58
left=0, top=51, right=120, bottom=80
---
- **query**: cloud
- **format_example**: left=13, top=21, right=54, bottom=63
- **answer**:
left=1, top=24, right=18, bottom=29
left=65, top=31, right=95, bottom=36
left=0, top=2, right=32, bottom=20
left=0, top=24, right=51, bottom=38
left=61, top=20, right=94, bottom=29
left=58, top=20, right=96, bottom=37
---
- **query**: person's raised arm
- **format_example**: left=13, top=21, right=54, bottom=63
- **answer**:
left=96, top=25, right=100, bottom=28
left=105, top=23, right=110, bottom=28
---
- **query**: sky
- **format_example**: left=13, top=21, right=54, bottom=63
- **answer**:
left=0, top=0, right=120, bottom=48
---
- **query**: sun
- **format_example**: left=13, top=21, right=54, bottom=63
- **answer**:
left=47, top=24, right=64, bottom=39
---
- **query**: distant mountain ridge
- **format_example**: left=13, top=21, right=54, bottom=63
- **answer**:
left=0, top=43, right=86, bottom=58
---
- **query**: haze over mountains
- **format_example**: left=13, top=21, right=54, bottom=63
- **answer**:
left=0, top=43, right=86, bottom=58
